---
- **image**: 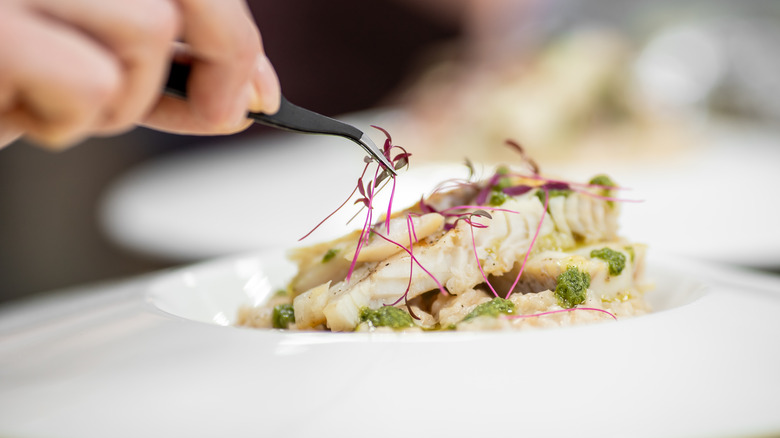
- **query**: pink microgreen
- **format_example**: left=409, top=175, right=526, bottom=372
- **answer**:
left=502, top=185, right=533, bottom=196
left=346, top=166, right=381, bottom=281
left=503, top=307, right=617, bottom=321
left=298, top=183, right=361, bottom=241
left=302, top=133, right=638, bottom=329
left=428, top=179, right=478, bottom=198
left=419, top=197, right=438, bottom=214
left=541, top=181, right=570, bottom=191
left=571, top=188, right=644, bottom=204
left=475, top=173, right=503, bottom=205
left=503, top=188, right=550, bottom=299
left=371, top=125, right=393, bottom=151
left=500, top=171, right=642, bottom=204
left=441, top=205, right=522, bottom=216
left=357, top=177, right=366, bottom=197
left=406, top=212, right=422, bottom=243
left=505, top=139, right=539, bottom=175
left=372, top=227, right=448, bottom=296
left=465, top=212, right=499, bottom=298
left=387, top=214, right=421, bottom=320
left=464, top=158, right=476, bottom=179
left=385, top=177, right=397, bottom=234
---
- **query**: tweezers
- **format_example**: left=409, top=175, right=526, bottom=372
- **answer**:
left=164, top=62, right=396, bottom=175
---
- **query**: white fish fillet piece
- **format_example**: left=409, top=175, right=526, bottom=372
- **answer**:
left=295, top=189, right=622, bottom=331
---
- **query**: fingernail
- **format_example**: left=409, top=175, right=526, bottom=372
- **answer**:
left=250, top=55, right=281, bottom=114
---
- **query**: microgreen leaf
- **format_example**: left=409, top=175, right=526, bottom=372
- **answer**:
left=503, top=307, right=616, bottom=321
left=464, top=158, right=476, bottom=180
left=471, top=209, right=493, bottom=220
left=357, top=177, right=366, bottom=197
left=505, top=139, right=539, bottom=174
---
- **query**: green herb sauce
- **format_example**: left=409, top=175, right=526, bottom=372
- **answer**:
left=589, top=174, right=616, bottom=188
left=535, top=188, right=570, bottom=208
left=359, top=306, right=414, bottom=329
left=488, top=191, right=508, bottom=206
left=272, top=304, right=295, bottom=329
left=589, top=174, right=616, bottom=208
left=555, top=266, right=591, bottom=308
left=463, top=297, right=515, bottom=322
left=590, top=247, right=626, bottom=276
left=487, top=168, right=513, bottom=206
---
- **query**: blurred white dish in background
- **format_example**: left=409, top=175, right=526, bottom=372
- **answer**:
left=101, top=108, right=780, bottom=268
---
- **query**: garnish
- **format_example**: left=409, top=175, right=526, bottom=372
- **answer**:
left=463, top=210, right=499, bottom=297
left=372, top=224, right=448, bottom=297
left=272, top=304, right=295, bottom=329
left=359, top=306, right=414, bottom=330
left=296, top=134, right=642, bottom=331
left=590, top=247, right=626, bottom=276
left=503, top=188, right=550, bottom=298
left=589, top=174, right=617, bottom=207
left=589, top=174, right=616, bottom=188
left=488, top=191, right=508, bottom=206
left=504, top=139, right=539, bottom=174
left=504, top=307, right=617, bottom=321
left=322, top=248, right=339, bottom=263
left=299, top=126, right=411, bottom=283
left=534, top=183, right=570, bottom=207
left=554, top=266, right=591, bottom=309
left=462, top=297, right=515, bottom=322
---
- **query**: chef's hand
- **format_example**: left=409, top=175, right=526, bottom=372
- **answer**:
left=0, top=0, right=281, bottom=150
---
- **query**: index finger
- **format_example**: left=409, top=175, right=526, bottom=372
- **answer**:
left=170, top=0, right=262, bottom=129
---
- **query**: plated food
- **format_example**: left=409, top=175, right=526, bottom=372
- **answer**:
left=393, top=29, right=696, bottom=165
left=237, top=139, right=649, bottom=332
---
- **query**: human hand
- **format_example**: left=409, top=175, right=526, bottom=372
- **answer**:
left=0, top=0, right=281, bottom=150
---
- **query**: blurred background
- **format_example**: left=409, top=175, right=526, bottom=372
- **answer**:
left=2, top=0, right=780, bottom=303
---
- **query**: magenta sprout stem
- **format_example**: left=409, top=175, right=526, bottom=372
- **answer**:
left=504, top=189, right=549, bottom=299
left=372, top=230, right=448, bottom=296
left=503, top=307, right=617, bottom=321
left=468, top=216, right=500, bottom=298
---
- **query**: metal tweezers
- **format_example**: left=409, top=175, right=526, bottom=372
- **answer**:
left=164, top=62, right=396, bottom=175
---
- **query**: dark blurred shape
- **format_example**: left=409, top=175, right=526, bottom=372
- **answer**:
left=248, top=0, right=459, bottom=117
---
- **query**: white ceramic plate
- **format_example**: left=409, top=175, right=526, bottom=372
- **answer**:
left=2, top=249, right=779, bottom=438
left=99, top=111, right=780, bottom=267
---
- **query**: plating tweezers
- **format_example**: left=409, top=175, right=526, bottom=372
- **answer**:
left=164, top=62, right=396, bottom=175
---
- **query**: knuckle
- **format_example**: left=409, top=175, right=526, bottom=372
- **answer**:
left=229, top=19, right=262, bottom=63
left=83, top=62, right=121, bottom=106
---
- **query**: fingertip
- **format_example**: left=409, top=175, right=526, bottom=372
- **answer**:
left=28, top=131, right=85, bottom=151
left=249, top=55, right=281, bottom=114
